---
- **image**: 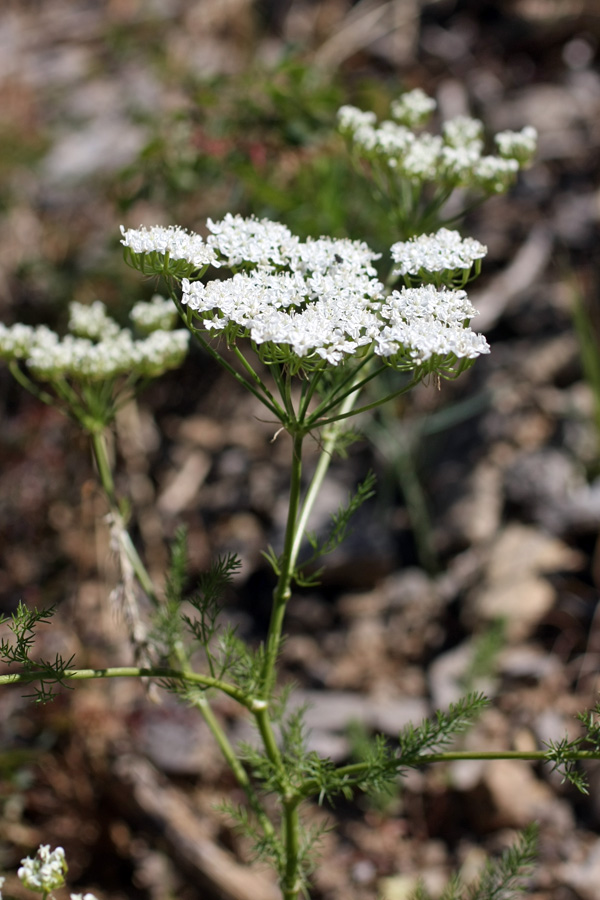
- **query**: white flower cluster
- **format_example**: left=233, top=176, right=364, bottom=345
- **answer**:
left=0, top=302, right=189, bottom=382
left=130, top=294, right=178, bottom=334
left=68, top=300, right=121, bottom=340
left=391, top=88, right=437, bottom=127
left=120, top=224, right=218, bottom=271
left=391, top=228, right=487, bottom=276
left=182, top=239, right=384, bottom=365
left=495, top=125, right=538, bottom=163
left=376, top=286, right=490, bottom=363
left=206, top=213, right=300, bottom=268
left=18, top=844, right=68, bottom=893
left=178, top=217, right=488, bottom=370
left=0, top=323, right=56, bottom=359
left=337, top=91, right=536, bottom=192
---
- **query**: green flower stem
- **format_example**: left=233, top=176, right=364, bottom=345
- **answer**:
left=8, top=361, right=63, bottom=411
left=290, top=387, right=360, bottom=568
left=172, top=291, right=282, bottom=419
left=232, top=345, right=285, bottom=419
left=281, top=799, right=301, bottom=900
left=261, top=430, right=305, bottom=698
left=193, top=694, right=276, bottom=843
left=0, top=666, right=250, bottom=705
left=313, top=376, right=420, bottom=428
left=253, top=704, right=303, bottom=899
left=90, top=430, right=117, bottom=503
left=90, top=430, right=159, bottom=607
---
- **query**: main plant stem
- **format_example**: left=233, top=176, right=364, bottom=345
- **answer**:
left=261, top=431, right=305, bottom=699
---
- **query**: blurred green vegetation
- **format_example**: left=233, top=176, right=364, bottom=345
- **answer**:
left=115, top=57, right=401, bottom=254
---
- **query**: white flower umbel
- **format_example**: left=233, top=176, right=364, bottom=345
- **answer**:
left=337, top=104, right=377, bottom=131
left=391, top=228, right=487, bottom=281
left=494, top=126, right=538, bottom=165
left=206, top=213, right=300, bottom=269
left=289, top=236, right=381, bottom=276
left=136, top=329, right=190, bottom=377
left=182, top=264, right=383, bottom=369
left=472, top=154, right=520, bottom=193
left=120, top=224, right=218, bottom=275
left=336, top=94, right=535, bottom=202
left=375, top=285, right=490, bottom=365
left=397, top=133, right=443, bottom=180
left=18, top=845, right=68, bottom=893
left=69, top=301, right=121, bottom=340
left=442, top=115, right=484, bottom=149
left=27, top=325, right=189, bottom=382
left=181, top=225, right=488, bottom=375
left=130, top=294, right=178, bottom=334
left=0, top=323, right=59, bottom=361
left=391, top=88, right=437, bottom=127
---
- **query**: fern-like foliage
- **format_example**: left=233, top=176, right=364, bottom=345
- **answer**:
left=545, top=702, right=600, bottom=794
left=149, top=528, right=243, bottom=685
left=466, top=824, right=537, bottom=900
left=410, top=825, right=537, bottom=900
left=398, top=693, right=490, bottom=764
left=296, top=469, right=377, bottom=586
left=0, top=602, right=75, bottom=703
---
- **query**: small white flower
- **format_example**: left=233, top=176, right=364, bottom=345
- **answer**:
left=68, top=301, right=121, bottom=341
left=494, top=125, right=537, bottom=164
left=130, top=294, right=178, bottom=334
left=399, top=133, right=443, bottom=180
left=391, top=89, right=437, bottom=127
left=472, top=154, right=519, bottom=193
left=443, top=115, right=484, bottom=149
left=337, top=105, right=377, bottom=133
left=18, top=845, right=68, bottom=893
left=70, top=892, right=99, bottom=900
left=391, top=228, right=487, bottom=276
left=206, top=213, right=299, bottom=268
left=120, top=224, right=218, bottom=270
left=372, top=121, right=415, bottom=158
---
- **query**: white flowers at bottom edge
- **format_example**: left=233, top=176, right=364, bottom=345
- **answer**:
left=18, top=845, right=67, bottom=892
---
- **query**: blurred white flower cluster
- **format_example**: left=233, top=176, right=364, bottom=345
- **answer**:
left=0, top=299, right=188, bottom=382
left=17, top=845, right=68, bottom=893
left=122, top=215, right=489, bottom=373
left=338, top=88, right=536, bottom=193
left=9, top=845, right=98, bottom=900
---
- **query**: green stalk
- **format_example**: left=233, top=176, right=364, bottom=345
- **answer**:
left=0, top=665, right=250, bottom=705
left=90, top=430, right=159, bottom=606
left=253, top=703, right=302, bottom=900
left=281, top=800, right=301, bottom=900
left=296, top=749, right=600, bottom=800
left=193, top=695, right=276, bottom=842
left=260, top=430, right=304, bottom=698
